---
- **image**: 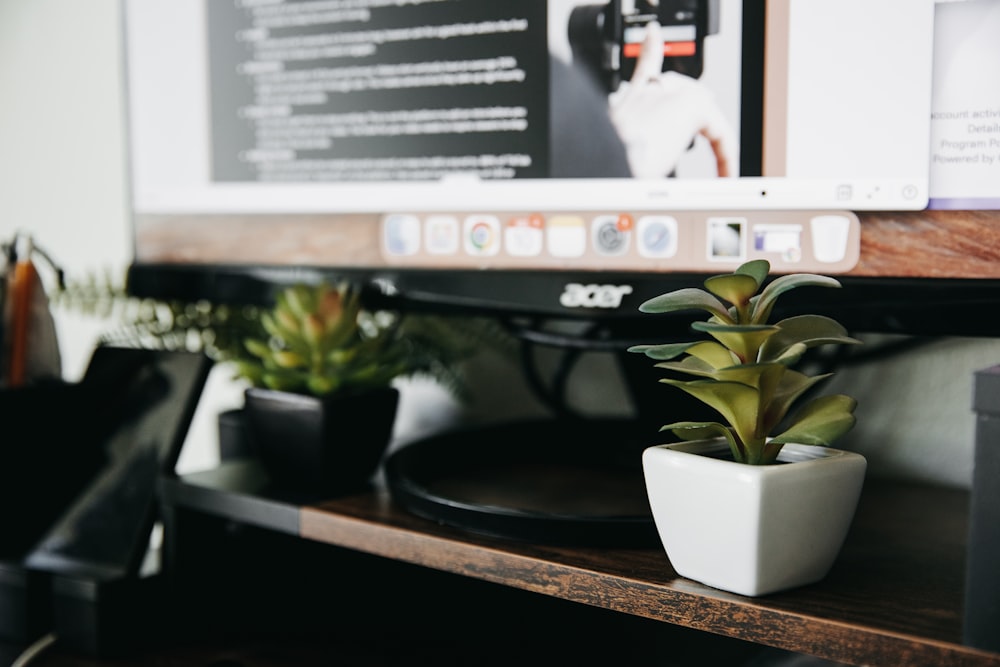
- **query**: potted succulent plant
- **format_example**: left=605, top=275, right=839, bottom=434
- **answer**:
left=628, top=259, right=867, bottom=596
left=54, top=271, right=500, bottom=494
left=229, top=280, right=475, bottom=497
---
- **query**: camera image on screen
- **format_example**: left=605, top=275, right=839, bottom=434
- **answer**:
left=569, top=0, right=719, bottom=91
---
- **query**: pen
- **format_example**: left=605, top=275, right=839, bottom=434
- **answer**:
left=7, top=237, right=38, bottom=388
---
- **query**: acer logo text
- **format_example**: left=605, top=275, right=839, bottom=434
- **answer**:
left=560, top=283, right=634, bottom=309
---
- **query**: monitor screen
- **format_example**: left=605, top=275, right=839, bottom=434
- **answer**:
left=123, top=0, right=1000, bottom=336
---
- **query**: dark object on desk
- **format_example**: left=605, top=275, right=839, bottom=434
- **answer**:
left=0, top=381, right=104, bottom=561
left=0, top=561, right=51, bottom=646
left=0, top=369, right=119, bottom=643
left=217, top=407, right=254, bottom=461
left=384, top=418, right=660, bottom=547
left=966, top=365, right=1000, bottom=652
left=0, top=346, right=211, bottom=654
left=243, top=385, right=399, bottom=499
left=25, top=347, right=210, bottom=579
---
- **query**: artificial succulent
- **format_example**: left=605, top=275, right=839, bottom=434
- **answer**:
left=231, top=281, right=492, bottom=398
left=233, top=282, right=417, bottom=396
left=628, top=259, right=861, bottom=465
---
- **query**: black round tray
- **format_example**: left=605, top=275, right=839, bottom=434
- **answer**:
left=383, top=418, right=662, bottom=547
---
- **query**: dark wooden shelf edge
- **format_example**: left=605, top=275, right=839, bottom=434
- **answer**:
left=160, top=472, right=299, bottom=536
left=165, top=464, right=1000, bottom=667
left=297, top=503, right=999, bottom=667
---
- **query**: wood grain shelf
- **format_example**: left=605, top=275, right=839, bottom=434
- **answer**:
left=160, top=460, right=1000, bottom=667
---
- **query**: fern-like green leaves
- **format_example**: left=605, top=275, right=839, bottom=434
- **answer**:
left=52, top=271, right=506, bottom=402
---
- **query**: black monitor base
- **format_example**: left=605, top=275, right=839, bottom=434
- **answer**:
left=384, top=417, right=664, bottom=547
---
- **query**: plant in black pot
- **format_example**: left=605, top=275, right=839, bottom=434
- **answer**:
left=231, top=281, right=471, bottom=497
left=55, top=270, right=494, bottom=495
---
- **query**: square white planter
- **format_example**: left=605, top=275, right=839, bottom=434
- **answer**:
left=642, top=439, right=867, bottom=597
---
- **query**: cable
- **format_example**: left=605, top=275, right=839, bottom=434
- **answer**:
left=501, top=313, right=944, bottom=425
left=10, top=633, right=57, bottom=667
left=509, top=317, right=647, bottom=420
left=518, top=334, right=592, bottom=420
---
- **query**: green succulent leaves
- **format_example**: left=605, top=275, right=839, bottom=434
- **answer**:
left=639, top=287, right=734, bottom=323
left=628, top=260, right=861, bottom=465
left=234, top=282, right=411, bottom=397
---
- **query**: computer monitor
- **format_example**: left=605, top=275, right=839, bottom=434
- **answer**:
left=122, top=0, right=1000, bottom=337
left=118, top=0, right=1000, bottom=544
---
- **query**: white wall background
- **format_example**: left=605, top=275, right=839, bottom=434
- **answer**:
left=2, top=0, right=999, bottom=488
left=0, top=0, right=244, bottom=473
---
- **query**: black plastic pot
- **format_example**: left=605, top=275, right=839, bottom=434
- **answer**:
left=242, top=386, right=399, bottom=497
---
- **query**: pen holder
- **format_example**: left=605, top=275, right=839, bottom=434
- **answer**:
left=0, top=380, right=106, bottom=643
left=0, top=381, right=106, bottom=560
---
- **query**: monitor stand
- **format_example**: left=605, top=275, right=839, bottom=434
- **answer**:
left=383, top=416, right=662, bottom=547
left=385, top=334, right=717, bottom=547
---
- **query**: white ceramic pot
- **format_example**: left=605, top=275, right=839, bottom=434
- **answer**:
left=642, top=439, right=867, bottom=597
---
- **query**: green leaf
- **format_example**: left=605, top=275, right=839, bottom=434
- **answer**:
left=302, top=314, right=326, bottom=347
left=659, top=379, right=762, bottom=449
left=243, top=338, right=271, bottom=359
left=261, top=312, right=282, bottom=339
left=768, top=394, right=858, bottom=447
left=231, top=361, right=263, bottom=385
left=638, top=288, right=734, bottom=323
left=630, top=341, right=739, bottom=369
left=272, top=350, right=305, bottom=369
left=713, top=361, right=785, bottom=393
left=275, top=305, right=302, bottom=335
left=654, top=356, right=721, bottom=379
left=283, top=284, right=314, bottom=320
left=627, top=341, right=700, bottom=360
left=660, top=421, right=744, bottom=461
left=761, top=369, right=831, bottom=435
left=759, top=314, right=861, bottom=360
left=307, top=375, right=339, bottom=395
left=263, top=310, right=308, bottom=351
left=324, top=291, right=363, bottom=350
left=772, top=342, right=807, bottom=366
left=685, top=341, right=740, bottom=369
left=751, top=273, right=842, bottom=324
left=661, top=421, right=730, bottom=439
left=704, top=273, right=760, bottom=309
left=735, top=259, right=770, bottom=286
left=692, top=321, right=779, bottom=363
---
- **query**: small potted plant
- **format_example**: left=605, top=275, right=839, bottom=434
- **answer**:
left=230, top=281, right=472, bottom=496
left=54, top=271, right=497, bottom=495
left=628, top=259, right=866, bottom=596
